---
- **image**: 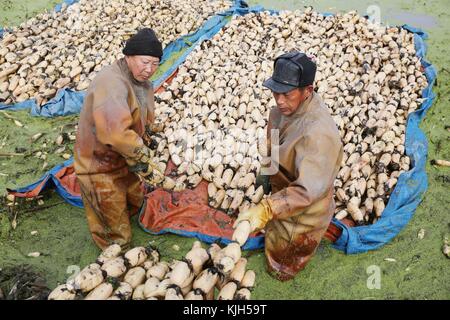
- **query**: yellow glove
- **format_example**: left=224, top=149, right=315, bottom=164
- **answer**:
left=232, top=199, right=273, bottom=232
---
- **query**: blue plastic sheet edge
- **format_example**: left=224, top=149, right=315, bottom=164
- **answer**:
left=7, top=157, right=84, bottom=208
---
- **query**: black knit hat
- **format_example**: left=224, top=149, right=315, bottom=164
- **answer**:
left=123, top=28, right=163, bottom=59
left=263, top=51, right=317, bottom=93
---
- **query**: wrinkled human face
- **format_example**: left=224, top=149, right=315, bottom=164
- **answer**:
left=273, top=86, right=313, bottom=116
left=125, top=55, right=160, bottom=82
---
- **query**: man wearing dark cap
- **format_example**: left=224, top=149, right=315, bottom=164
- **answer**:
left=233, top=51, right=343, bottom=281
left=74, top=28, right=164, bottom=250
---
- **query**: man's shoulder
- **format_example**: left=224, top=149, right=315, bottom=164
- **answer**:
left=304, top=95, right=341, bottom=137
left=310, top=92, right=328, bottom=110
left=309, top=94, right=334, bottom=120
left=90, top=61, right=125, bottom=89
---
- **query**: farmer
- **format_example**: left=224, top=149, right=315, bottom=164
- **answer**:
left=233, top=51, right=343, bottom=281
left=74, top=28, right=164, bottom=250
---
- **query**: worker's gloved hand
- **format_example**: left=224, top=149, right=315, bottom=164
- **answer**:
left=127, top=146, right=164, bottom=185
left=145, top=124, right=153, bottom=136
left=147, top=122, right=164, bottom=134
left=131, top=161, right=164, bottom=181
left=142, top=180, right=156, bottom=194
left=145, top=164, right=165, bottom=184
left=232, top=199, right=273, bottom=232
left=128, top=162, right=148, bottom=173
left=143, top=125, right=158, bottom=150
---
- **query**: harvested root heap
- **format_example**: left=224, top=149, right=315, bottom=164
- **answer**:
left=48, top=241, right=255, bottom=300
left=0, top=0, right=232, bottom=105
left=146, top=8, right=428, bottom=225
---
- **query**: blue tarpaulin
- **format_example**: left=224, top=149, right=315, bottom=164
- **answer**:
left=7, top=158, right=83, bottom=208
left=3, top=3, right=437, bottom=254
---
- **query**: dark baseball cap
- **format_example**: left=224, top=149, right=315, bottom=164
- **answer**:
left=263, top=51, right=317, bottom=93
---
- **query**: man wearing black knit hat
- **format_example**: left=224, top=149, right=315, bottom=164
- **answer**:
left=74, top=28, right=164, bottom=250
left=233, top=51, right=343, bottom=281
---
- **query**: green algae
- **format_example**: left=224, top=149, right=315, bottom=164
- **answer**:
left=0, top=0, right=449, bottom=299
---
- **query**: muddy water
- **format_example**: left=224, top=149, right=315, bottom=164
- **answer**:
left=247, top=0, right=440, bottom=31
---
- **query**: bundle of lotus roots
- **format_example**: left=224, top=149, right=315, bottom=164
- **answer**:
left=143, top=8, right=427, bottom=226
left=48, top=240, right=255, bottom=300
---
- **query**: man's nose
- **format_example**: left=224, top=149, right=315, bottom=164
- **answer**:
left=276, top=94, right=285, bottom=104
